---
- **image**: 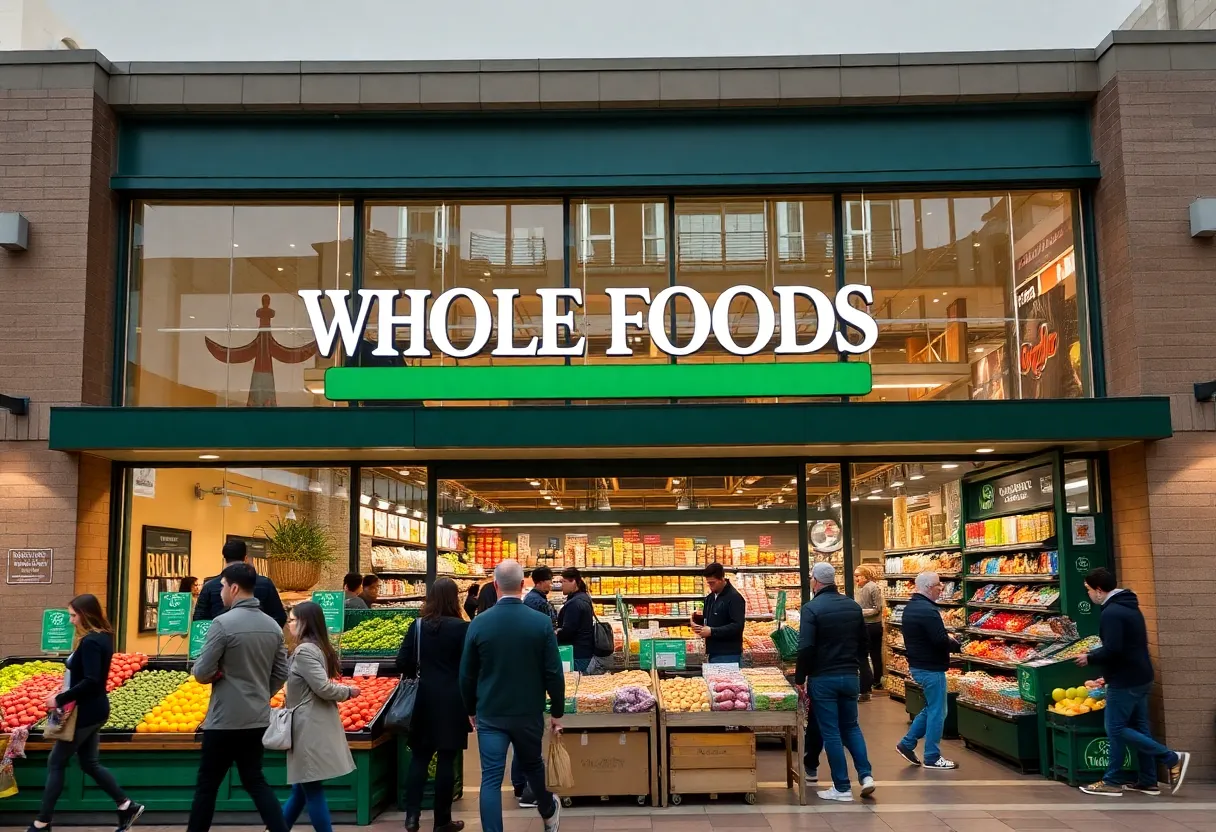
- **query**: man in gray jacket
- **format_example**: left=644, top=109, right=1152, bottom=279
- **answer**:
left=187, top=562, right=290, bottom=832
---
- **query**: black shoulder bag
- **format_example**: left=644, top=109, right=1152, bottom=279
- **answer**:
left=384, top=619, right=421, bottom=733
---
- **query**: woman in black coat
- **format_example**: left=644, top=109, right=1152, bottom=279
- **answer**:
left=28, top=595, right=144, bottom=832
left=396, top=578, right=470, bottom=832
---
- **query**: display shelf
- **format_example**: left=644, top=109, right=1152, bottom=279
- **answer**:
left=968, top=602, right=1060, bottom=613
left=374, top=595, right=425, bottom=603
left=368, top=536, right=464, bottom=555
left=962, top=656, right=1020, bottom=670
left=956, top=698, right=1033, bottom=720
left=371, top=570, right=427, bottom=578
left=963, top=574, right=1058, bottom=583
left=888, top=693, right=906, bottom=703
left=963, top=541, right=1049, bottom=554
left=885, top=597, right=963, bottom=607
left=574, top=566, right=799, bottom=575
left=592, top=594, right=703, bottom=602
left=883, top=572, right=962, bottom=580
left=886, top=622, right=963, bottom=634
left=887, top=667, right=909, bottom=678
left=963, top=627, right=1061, bottom=643
left=883, top=544, right=962, bottom=556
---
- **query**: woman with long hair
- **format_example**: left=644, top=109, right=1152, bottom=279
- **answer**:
left=280, top=602, right=361, bottom=832
left=28, top=594, right=144, bottom=832
left=557, top=567, right=599, bottom=674
left=397, top=577, right=470, bottom=832
left=854, top=563, right=885, bottom=699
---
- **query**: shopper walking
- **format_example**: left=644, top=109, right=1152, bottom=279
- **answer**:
left=556, top=567, right=598, bottom=673
left=343, top=572, right=368, bottom=610
left=794, top=562, right=874, bottom=802
left=460, top=560, right=564, bottom=832
left=280, top=602, right=359, bottom=831
left=397, top=578, right=471, bottom=832
left=854, top=564, right=884, bottom=699
left=194, top=539, right=288, bottom=628
left=1076, top=567, right=1189, bottom=796
left=896, top=572, right=961, bottom=771
left=187, top=562, right=291, bottom=832
left=464, top=584, right=481, bottom=620
left=27, top=594, right=144, bottom=832
left=694, top=562, right=746, bottom=664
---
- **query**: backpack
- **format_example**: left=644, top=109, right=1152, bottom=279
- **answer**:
left=591, top=609, right=615, bottom=658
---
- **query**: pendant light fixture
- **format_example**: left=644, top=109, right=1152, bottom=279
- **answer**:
left=308, top=479, right=323, bottom=494
left=285, top=507, right=297, bottom=521
left=246, top=499, right=259, bottom=513
left=218, top=493, right=232, bottom=508
left=334, top=481, right=349, bottom=500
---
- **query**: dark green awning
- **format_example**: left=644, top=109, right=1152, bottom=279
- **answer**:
left=48, top=398, right=1172, bottom=463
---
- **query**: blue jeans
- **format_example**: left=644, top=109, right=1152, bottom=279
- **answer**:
left=283, top=781, right=332, bottom=832
left=1103, top=682, right=1178, bottom=786
left=901, top=669, right=947, bottom=764
left=477, top=715, right=557, bottom=832
left=810, top=674, right=872, bottom=791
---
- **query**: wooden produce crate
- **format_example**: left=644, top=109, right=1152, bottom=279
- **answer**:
left=666, top=730, right=757, bottom=806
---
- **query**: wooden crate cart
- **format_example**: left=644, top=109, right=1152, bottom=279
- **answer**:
left=553, top=711, right=661, bottom=807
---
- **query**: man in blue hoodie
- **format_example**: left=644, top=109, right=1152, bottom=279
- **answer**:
left=1076, top=567, right=1189, bottom=797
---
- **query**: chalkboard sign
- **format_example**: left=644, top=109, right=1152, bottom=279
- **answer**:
left=139, top=526, right=192, bottom=634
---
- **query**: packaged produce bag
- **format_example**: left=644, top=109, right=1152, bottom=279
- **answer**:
left=545, top=734, right=575, bottom=792
left=0, top=727, right=31, bottom=799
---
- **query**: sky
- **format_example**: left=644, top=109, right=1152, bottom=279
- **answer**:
left=50, top=0, right=1146, bottom=62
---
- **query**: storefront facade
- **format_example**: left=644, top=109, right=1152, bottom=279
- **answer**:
left=1, top=29, right=1214, bottom=778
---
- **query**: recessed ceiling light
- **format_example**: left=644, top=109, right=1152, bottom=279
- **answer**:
left=851, top=496, right=860, bottom=502
left=289, top=243, right=295, bottom=248
left=976, top=448, right=995, bottom=454
left=865, top=495, right=882, bottom=500
left=932, top=298, right=940, bottom=303
left=735, top=488, right=744, bottom=494
left=232, top=243, right=239, bottom=248
left=277, top=267, right=284, bottom=272
left=789, top=478, right=797, bottom=485
left=942, top=292, right=948, bottom=296
left=530, top=480, right=540, bottom=487
left=974, top=347, right=985, bottom=353
left=199, top=454, right=219, bottom=460
left=942, top=463, right=959, bottom=469
left=973, top=241, right=982, bottom=248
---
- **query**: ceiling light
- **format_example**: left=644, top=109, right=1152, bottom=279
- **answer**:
left=530, top=480, right=540, bottom=487
left=942, top=463, right=959, bottom=470
left=334, top=483, right=348, bottom=500
left=395, top=504, right=408, bottom=514
left=376, top=498, right=391, bottom=510
left=865, top=495, right=881, bottom=500
left=413, top=510, right=423, bottom=519
left=789, top=478, right=797, bottom=485
left=676, top=494, right=691, bottom=511
left=246, top=500, right=258, bottom=513
left=973, top=241, right=981, bottom=248
left=889, top=466, right=905, bottom=488
left=776, top=496, right=785, bottom=504
left=359, top=493, right=372, bottom=505
left=232, top=243, right=239, bottom=248
left=483, top=270, right=492, bottom=277
left=735, top=488, right=744, bottom=495
left=596, top=492, right=611, bottom=511
left=976, top=448, right=995, bottom=454
left=851, top=496, right=860, bottom=502
left=277, top=267, right=284, bottom=272
left=672, top=478, right=682, bottom=485
left=932, top=298, right=940, bottom=303
left=831, top=499, right=842, bottom=509
left=218, top=493, right=232, bottom=508
left=555, top=505, right=564, bottom=511
left=375, top=270, right=381, bottom=276
left=1065, top=479, right=1089, bottom=491
left=908, top=464, right=925, bottom=481
left=870, top=486, right=883, bottom=495
left=974, top=347, right=985, bottom=353
left=942, top=292, right=948, bottom=296
left=199, top=454, right=219, bottom=460
left=289, top=243, right=295, bottom=248
left=308, top=479, right=323, bottom=493
left=285, top=508, right=297, bottom=521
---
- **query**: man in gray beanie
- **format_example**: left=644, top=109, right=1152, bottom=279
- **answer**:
left=794, top=562, right=875, bottom=803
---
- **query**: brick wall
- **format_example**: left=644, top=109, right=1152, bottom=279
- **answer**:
left=0, top=85, right=117, bottom=655
left=74, top=453, right=111, bottom=602
left=1093, top=68, right=1216, bottom=778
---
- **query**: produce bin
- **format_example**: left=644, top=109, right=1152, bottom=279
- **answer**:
left=667, top=729, right=757, bottom=806
left=556, top=712, right=657, bottom=806
left=396, top=740, right=464, bottom=811
left=904, top=681, right=959, bottom=739
left=956, top=700, right=1039, bottom=773
left=1046, top=711, right=1133, bottom=786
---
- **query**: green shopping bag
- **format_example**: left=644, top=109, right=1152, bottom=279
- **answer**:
left=770, top=624, right=799, bottom=663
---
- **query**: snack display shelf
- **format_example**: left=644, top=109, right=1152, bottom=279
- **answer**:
left=963, top=541, right=1049, bottom=554
left=374, top=595, right=426, bottom=603
left=962, top=656, right=1020, bottom=670
left=371, top=570, right=427, bottom=577
left=963, top=628, right=1061, bottom=643
left=963, top=574, right=1058, bottom=583
left=887, top=622, right=963, bottom=634
left=882, top=544, right=962, bottom=556
left=592, top=595, right=703, bottom=602
left=883, top=572, right=962, bottom=580
left=368, top=536, right=464, bottom=554
left=968, top=602, right=1060, bottom=613
left=576, top=566, right=800, bottom=575
left=885, top=597, right=963, bottom=606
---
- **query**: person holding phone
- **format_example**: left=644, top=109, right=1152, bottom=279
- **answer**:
left=694, top=563, right=746, bottom=664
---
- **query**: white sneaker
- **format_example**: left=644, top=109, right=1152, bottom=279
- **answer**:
left=860, top=776, right=876, bottom=797
left=817, top=786, right=853, bottom=802
left=543, top=798, right=561, bottom=832
left=924, top=757, right=958, bottom=771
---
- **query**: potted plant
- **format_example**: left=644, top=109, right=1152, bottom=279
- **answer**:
left=258, top=515, right=335, bottom=591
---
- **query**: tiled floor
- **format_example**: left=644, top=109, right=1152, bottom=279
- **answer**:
left=6, top=695, right=1213, bottom=831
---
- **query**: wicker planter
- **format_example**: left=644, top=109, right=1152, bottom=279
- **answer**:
left=265, top=558, right=322, bottom=592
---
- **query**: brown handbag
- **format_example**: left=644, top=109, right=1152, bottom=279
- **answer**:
left=43, top=706, right=77, bottom=742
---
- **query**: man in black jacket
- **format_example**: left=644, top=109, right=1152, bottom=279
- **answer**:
left=193, top=541, right=287, bottom=629
left=794, top=562, right=874, bottom=802
left=1076, top=568, right=1189, bottom=797
left=694, top=563, right=746, bottom=663
left=896, top=572, right=961, bottom=771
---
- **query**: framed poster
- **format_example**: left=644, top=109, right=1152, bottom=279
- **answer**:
left=225, top=534, right=268, bottom=575
left=7, top=548, right=52, bottom=584
left=132, top=468, right=157, bottom=499
left=359, top=506, right=374, bottom=536
left=139, top=526, right=192, bottom=634
left=387, top=513, right=400, bottom=541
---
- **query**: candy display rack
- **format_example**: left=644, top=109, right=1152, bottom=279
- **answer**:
left=880, top=544, right=963, bottom=703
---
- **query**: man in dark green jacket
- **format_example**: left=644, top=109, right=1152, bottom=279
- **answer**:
left=460, top=560, right=564, bottom=832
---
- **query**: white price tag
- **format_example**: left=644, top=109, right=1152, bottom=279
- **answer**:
left=562, top=660, right=573, bottom=673
left=656, top=652, right=677, bottom=668
left=353, top=662, right=380, bottom=677
left=581, top=732, right=588, bottom=746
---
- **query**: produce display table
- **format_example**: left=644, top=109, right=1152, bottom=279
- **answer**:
left=956, top=700, right=1039, bottom=774
left=659, top=709, right=806, bottom=807
left=554, top=711, right=660, bottom=806
left=0, top=735, right=396, bottom=827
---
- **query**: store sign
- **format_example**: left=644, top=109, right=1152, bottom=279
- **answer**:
left=313, top=590, right=345, bottom=634
left=639, top=638, right=687, bottom=670
left=41, top=609, right=74, bottom=653
left=970, top=466, right=1053, bottom=520
left=1082, top=737, right=1133, bottom=771
left=1017, top=666, right=1037, bottom=703
left=156, top=592, right=192, bottom=636
left=7, top=548, right=52, bottom=585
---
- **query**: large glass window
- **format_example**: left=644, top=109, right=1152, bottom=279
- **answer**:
left=843, top=190, right=1089, bottom=402
left=126, top=202, right=354, bottom=407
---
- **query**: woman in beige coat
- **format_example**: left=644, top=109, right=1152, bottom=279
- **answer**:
left=281, top=601, right=360, bottom=832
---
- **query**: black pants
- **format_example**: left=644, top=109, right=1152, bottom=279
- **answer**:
left=187, top=728, right=288, bottom=832
left=860, top=622, right=884, bottom=693
left=39, top=720, right=128, bottom=823
left=403, top=742, right=458, bottom=826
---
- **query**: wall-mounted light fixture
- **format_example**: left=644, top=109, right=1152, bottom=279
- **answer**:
left=0, top=213, right=29, bottom=252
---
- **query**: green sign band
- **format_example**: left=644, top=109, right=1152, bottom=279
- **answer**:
left=324, top=362, right=873, bottom=402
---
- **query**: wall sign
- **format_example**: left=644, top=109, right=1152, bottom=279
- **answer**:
left=969, top=466, right=1054, bottom=520
left=7, top=548, right=52, bottom=585
left=132, top=468, right=157, bottom=499
left=139, top=527, right=192, bottom=634
left=1071, top=516, right=1095, bottom=546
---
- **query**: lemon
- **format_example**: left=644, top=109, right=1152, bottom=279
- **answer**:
left=1051, top=688, right=1066, bottom=702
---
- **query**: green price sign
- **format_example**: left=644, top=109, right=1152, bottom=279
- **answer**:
left=312, top=591, right=345, bottom=634
left=157, top=592, right=192, bottom=636
left=189, top=620, right=212, bottom=660
left=41, top=609, right=74, bottom=653
left=558, top=645, right=574, bottom=673
left=774, top=590, right=787, bottom=623
left=639, top=638, right=687, bottom=670
left=1017, top=666, right=1037, bottom=703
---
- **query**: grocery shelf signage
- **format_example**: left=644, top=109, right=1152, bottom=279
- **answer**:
left=639, top=638, right=687, bottom=670
left=313, top=590, right=346, bottom=634
left=300, top=284, right=878, bottom=400
left=188, top=620, right=212, bottom=660
left=156, top=592, right=191, bottom=636
left=970, top=466, right=1053, bottom=521
left=40, top=609, right=74, bottom=653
